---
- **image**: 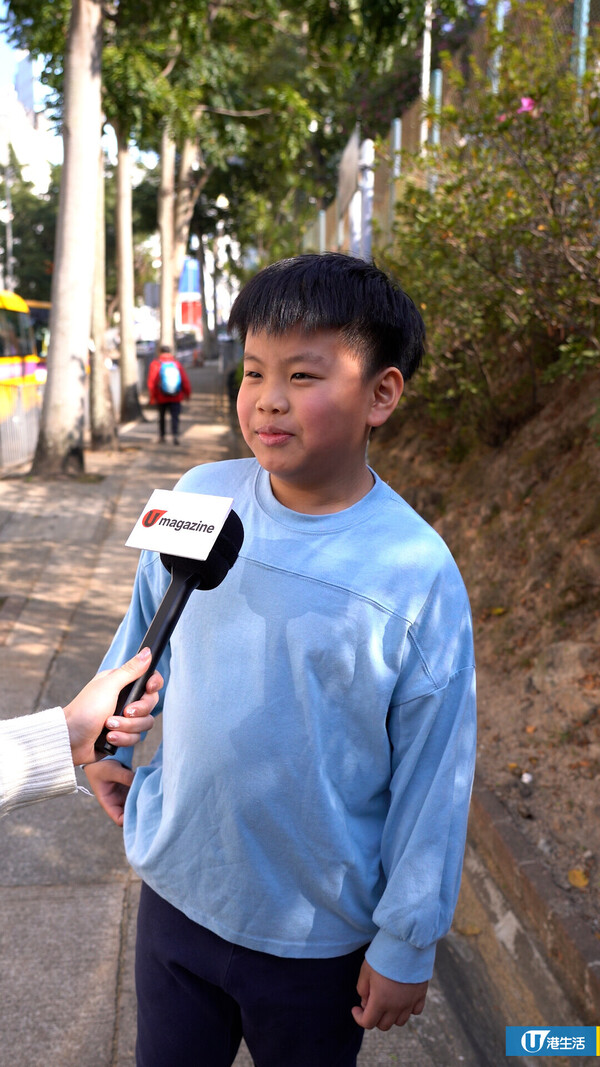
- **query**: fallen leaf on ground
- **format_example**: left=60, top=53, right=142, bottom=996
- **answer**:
left=568, top=868, right=589, bottom=889
left=455, top=923, right=482, bottom=936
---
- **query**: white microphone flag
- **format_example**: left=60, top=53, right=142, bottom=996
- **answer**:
left=125, top=490, right=234, bottom=561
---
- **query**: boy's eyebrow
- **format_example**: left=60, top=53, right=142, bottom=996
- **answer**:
left=243, top=350, right=328, bottom=365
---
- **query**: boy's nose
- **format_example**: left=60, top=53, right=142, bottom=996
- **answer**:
left=256, top=386, right=289, bottom=413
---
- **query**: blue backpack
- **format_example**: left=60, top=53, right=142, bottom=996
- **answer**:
left=159, top=360, right=182, bottom=395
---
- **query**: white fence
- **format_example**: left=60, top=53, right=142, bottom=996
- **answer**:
left=0, top=381, right=44, bottom=470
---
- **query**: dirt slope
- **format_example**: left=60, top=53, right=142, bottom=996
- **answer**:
left=368, top=370, right=600, bottom=938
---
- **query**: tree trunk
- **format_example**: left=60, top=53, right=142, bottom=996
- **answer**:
left=90, top=138, right=117, bottom=448
left=116, top=128, right=142, bottom=422
left=174, top=139, right=197, bottom=290
left=159, top=127, right=176, bottom=350
left=198, top=233, right=216, bottom=359
left=31, top=0, right=102, bottom=476
left=174, top=140, right=209, bottom=294
left=212, top=233, right=221, bottom=334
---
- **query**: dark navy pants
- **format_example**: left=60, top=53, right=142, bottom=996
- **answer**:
left=158, top=401, right=181, bottom=440
left=135, top=883, right=366, bottom=1067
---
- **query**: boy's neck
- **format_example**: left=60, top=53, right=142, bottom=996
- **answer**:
left=268, top=465, right=375, bottom=515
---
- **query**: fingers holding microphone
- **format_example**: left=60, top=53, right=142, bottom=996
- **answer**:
left=63, top=648, right=163, bottom=766
left=102, top=651, right=162, bottom=748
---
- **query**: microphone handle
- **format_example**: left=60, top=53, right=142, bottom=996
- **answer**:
left=94, top=566, right=200, bottom=756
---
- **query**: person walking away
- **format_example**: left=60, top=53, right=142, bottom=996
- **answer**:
left=147, top=344, right=192, bottom=445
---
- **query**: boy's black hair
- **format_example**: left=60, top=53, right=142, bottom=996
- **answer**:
left=228, top=252, right=425, bottom=381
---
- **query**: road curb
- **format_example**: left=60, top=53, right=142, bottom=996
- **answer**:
left=468, top=777, right=600, bottom=1024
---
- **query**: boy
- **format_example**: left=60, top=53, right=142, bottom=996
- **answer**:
left=86, top=253, right=476, bottom=1067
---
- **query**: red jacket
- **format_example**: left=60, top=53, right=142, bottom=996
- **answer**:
left=147, top=355, right=192, bottom=405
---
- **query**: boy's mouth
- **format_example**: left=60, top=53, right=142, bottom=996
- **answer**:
left=255, top=426, right=293, bottom=446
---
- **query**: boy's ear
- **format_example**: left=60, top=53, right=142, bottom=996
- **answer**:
left=368, top=367, right=404, bottom=427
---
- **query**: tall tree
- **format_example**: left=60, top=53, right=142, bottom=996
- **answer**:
left=90, top=140, right=117, bottom=448
left=158, top=128, right=176, bottom=349
left=115, top=125, right=141, bottom=420
left=30, top=0, right=102, bottom=474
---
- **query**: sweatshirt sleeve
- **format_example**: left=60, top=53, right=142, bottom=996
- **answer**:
left=98, top=550, right=170, bottom=768
left=365, top=566, right=477, bottom=984
left=0, top=708, right=76, bottom=818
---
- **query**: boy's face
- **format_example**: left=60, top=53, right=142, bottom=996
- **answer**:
left=237, top=328, right=400, bottom=513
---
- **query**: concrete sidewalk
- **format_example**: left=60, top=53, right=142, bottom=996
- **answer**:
left=0, top=366, right=593, bottom=1066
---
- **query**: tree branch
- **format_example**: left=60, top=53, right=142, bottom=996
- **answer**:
left=197, top=105, right=272, bottom=118
left=160, top=52, right=180, bottom=80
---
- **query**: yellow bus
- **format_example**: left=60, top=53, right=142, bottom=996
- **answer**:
left=0, top=291, right=46, bottom=423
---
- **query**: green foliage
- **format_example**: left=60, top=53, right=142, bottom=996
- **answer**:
left=5, top=155, right=60, bottom=301
left=211, top=2, right=481, bottom=265
left=2, top=0, right=485, bottom=293
left=546, top=337, right=600, bottom=384
left=383, top=2, right=600, bottom=446
left=2, top=0, right=70, bottom=124
left=101, top=2, right=359, bottom=262
left=343, top=0, right=480, bottom=133
left=294, top=0, right=462, bottom=50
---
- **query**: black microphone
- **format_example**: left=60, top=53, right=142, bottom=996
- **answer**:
left=94, top=508, right=244, bottom=756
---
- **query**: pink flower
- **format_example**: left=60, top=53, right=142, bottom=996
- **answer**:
left=517, top=97, right=535, bottom=113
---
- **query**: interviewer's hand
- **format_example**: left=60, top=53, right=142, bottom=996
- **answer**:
left=64, top=648, right=162, bottom=765
left=352, top=959, right=428, bottom=1030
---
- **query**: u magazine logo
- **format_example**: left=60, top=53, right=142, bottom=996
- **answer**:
left=126, top=489, right=234, bottom=559
left=140, top=508, right=216, bottom=535
left=522, top=1031, right=551, bottom=1053
left=142, top=509, right=167, bottom=528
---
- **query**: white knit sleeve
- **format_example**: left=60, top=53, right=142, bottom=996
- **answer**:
left=0, top=708, right=77, bottom=817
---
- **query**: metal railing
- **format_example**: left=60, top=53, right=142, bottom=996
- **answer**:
left=0, top=380, right=44, bottom=470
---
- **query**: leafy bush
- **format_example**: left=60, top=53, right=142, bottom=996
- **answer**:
left=382, top=2, right=600, bottom=445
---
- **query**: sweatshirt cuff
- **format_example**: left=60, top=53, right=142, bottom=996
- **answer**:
left=0, top=707, right=77, bottom=816
left=365, top=928, right=437, bottom=983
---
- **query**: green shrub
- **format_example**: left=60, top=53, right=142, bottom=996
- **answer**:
left=382, top=2, right=600, bottom=445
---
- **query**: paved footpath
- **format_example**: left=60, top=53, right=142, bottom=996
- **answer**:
left=0, top=365, right=586, bottom=1067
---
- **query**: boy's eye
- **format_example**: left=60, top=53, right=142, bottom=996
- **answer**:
left=243, top=370, right=261, bottom=379
left=291, top=372, right=316, bottom=381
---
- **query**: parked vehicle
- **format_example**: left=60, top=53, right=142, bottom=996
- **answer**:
left=25, top=299, right=52, bottom=361
left=0, top=291, right=41, bottom=379
left=0, top=291, right=47, bottom=417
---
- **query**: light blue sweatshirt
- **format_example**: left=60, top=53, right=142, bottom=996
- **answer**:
left=102, top=459, right=476, bottom=983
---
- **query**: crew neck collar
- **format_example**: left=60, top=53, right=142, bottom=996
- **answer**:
left=253, top=462, right=388, bottom=532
